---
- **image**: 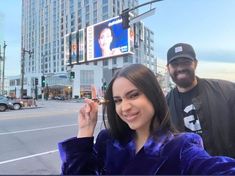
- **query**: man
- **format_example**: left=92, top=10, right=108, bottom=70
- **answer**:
left=166, top=43, right=235, bottom=158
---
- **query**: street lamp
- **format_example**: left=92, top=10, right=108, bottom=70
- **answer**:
left=21, top=48, right=33, bottom=99
left=2, top=41, right=7, bottom=95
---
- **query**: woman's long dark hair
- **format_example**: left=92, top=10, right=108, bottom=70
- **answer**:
left=103, top=64, right=175, bottom=142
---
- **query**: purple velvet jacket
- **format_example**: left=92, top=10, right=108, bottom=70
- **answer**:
left=58, top=130, right=235, bottom=175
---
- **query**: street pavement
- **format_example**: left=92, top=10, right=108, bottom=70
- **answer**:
left=0, top=100, right=104, bottom=175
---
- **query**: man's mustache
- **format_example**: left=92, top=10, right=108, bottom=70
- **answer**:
left=174, top=69, right=191, bottom=77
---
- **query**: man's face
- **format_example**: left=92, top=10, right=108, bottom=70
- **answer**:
left=167, top=58, right=197, bottom=88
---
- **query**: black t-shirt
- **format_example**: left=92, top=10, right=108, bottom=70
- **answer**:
left=177, top=85, right=202, bottom=134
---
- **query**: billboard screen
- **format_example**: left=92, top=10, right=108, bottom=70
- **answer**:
left=65, top=34, right=71, bottom=66
left=70, top=31, right=78, bottom=64
left=87, top=16, right=131, bottom=61
left=78, top=29, right=85, bottom=63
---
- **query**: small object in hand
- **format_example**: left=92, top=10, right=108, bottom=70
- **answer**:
left=92, top=97, right=109, bottom=105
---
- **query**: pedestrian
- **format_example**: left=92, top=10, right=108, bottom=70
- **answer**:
left=58, top=64, right=235, bottom=175
left=166, top=43, right=235, bottom=158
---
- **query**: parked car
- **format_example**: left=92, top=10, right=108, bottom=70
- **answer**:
left=0, top=95, right=23, bottom=111
left=0, top=97, right=14, bottom=112
left=52, top=95, right=66, bottom=100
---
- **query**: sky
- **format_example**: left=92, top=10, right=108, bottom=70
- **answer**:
left=139, top=0, right=235, bottom=81
left=0, top=0, right=235, bottom=81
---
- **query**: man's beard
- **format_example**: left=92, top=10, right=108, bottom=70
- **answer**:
left=170, top=69, right=195, bottom=88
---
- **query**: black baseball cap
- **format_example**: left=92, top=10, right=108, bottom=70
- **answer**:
left=167, top=43, right=197, bottom=65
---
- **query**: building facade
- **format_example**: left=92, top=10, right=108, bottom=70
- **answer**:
left=21, top=0, right=156, bottom=99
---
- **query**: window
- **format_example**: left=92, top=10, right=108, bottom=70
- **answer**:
left=86, top=14, right=90, bottom=22
left=102, top=14, right=108, bottom=20
left=78, top=1, right=81, bottom=8
left=102, top=5, right=108, bottom=13
left=102, top=0, right=108, bottom=4
left=112, top=58, right=117, bottom=65
left=71, top=12, right=75, bottom=19
left=71, top=27, right=75, bottom=32
left=84, top=0, right=89, bottom=5
left=78, top=9, right=82, bottom=16
left=71, top=19, right=75, bottom=26
left=103, top=59, right=108, bottom=66
left=93, top=18, right=97, bottom=24
left=80, top=70, right=94, bottom=85
left=93, top=1, right=97, bottom=9
left=123, top=55, right=129, bottom=63
left=93, top=10, right=97, bottom=17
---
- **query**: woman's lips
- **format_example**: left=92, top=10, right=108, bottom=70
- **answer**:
left=124, top=112, right=139, bottom=122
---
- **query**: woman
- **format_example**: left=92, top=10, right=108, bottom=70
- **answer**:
left=58, top=64, right=235, bottom=175
left=97, top=27, right=121, bottom=57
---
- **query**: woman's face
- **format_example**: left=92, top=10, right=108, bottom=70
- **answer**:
left=98, top=28, right=113, bottom=51
left=112, top=77, right=155, bottom=133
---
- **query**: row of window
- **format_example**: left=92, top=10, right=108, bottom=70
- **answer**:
left=23, top=0, right=147, bottom=77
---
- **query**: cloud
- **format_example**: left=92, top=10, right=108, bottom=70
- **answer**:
left=157, top=58, right=235, bottom=82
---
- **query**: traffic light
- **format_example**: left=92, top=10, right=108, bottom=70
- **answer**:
left=35, top=78, right=38, bottom=85
left=70, top=71, right=75, bottom=79
left=102, top=82, right=107, bottom=91
left=41, top=76, right=46, bottom=87
left=121, top=10, right=130, bottom=29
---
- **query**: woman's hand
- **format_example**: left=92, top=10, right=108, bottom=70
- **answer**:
left=77, top=98, right=98, bottom=138
left=77, top=85, right=99, bottom=138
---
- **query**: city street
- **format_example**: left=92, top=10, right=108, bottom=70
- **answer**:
left=0, top=100, right=104, bottom=175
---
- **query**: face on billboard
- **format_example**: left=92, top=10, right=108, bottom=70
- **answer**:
left=71, top=32, right=78, bottom=64
left=87, top=16, right=130, bottom=61
left=98, top=28, right=113, bottom=57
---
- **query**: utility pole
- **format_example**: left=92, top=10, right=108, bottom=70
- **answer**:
left=21, top=48, right=33, bottom=99
left=2, top=41, right=7, bottom=95
left=0, top=45, right=2, bottom=94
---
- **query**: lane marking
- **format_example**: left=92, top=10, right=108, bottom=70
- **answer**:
left=0, top=124, right=77, bottom=136
left=0, top=111, right=77, bottom=121
left=0, top=150, right=58, bottom=165
left=0, top=119, right=103, bottom=136
left=0, top=121, right=103, bottom=165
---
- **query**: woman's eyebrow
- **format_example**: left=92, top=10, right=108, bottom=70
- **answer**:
left=112, top=96, right=120, bottom=99
left=113, top=89, right=139, bottom=99
left=125, top=89, right=139, bottom=96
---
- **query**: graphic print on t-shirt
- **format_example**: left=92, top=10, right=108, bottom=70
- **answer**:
left=183, top=104, right=202, bottom=134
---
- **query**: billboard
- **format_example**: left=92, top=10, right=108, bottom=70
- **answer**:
left=87, top=16, right=132, bottom=61
left=65, top=34, right=71, bottom=66
left=78, top=29, right=85, bottom=63
left=70, top=31, right=78, bottom=64
left=65, top=30, right=85, bottom=65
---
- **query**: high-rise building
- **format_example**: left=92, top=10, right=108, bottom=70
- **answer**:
left=21, top=0, right=156, bottom=98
